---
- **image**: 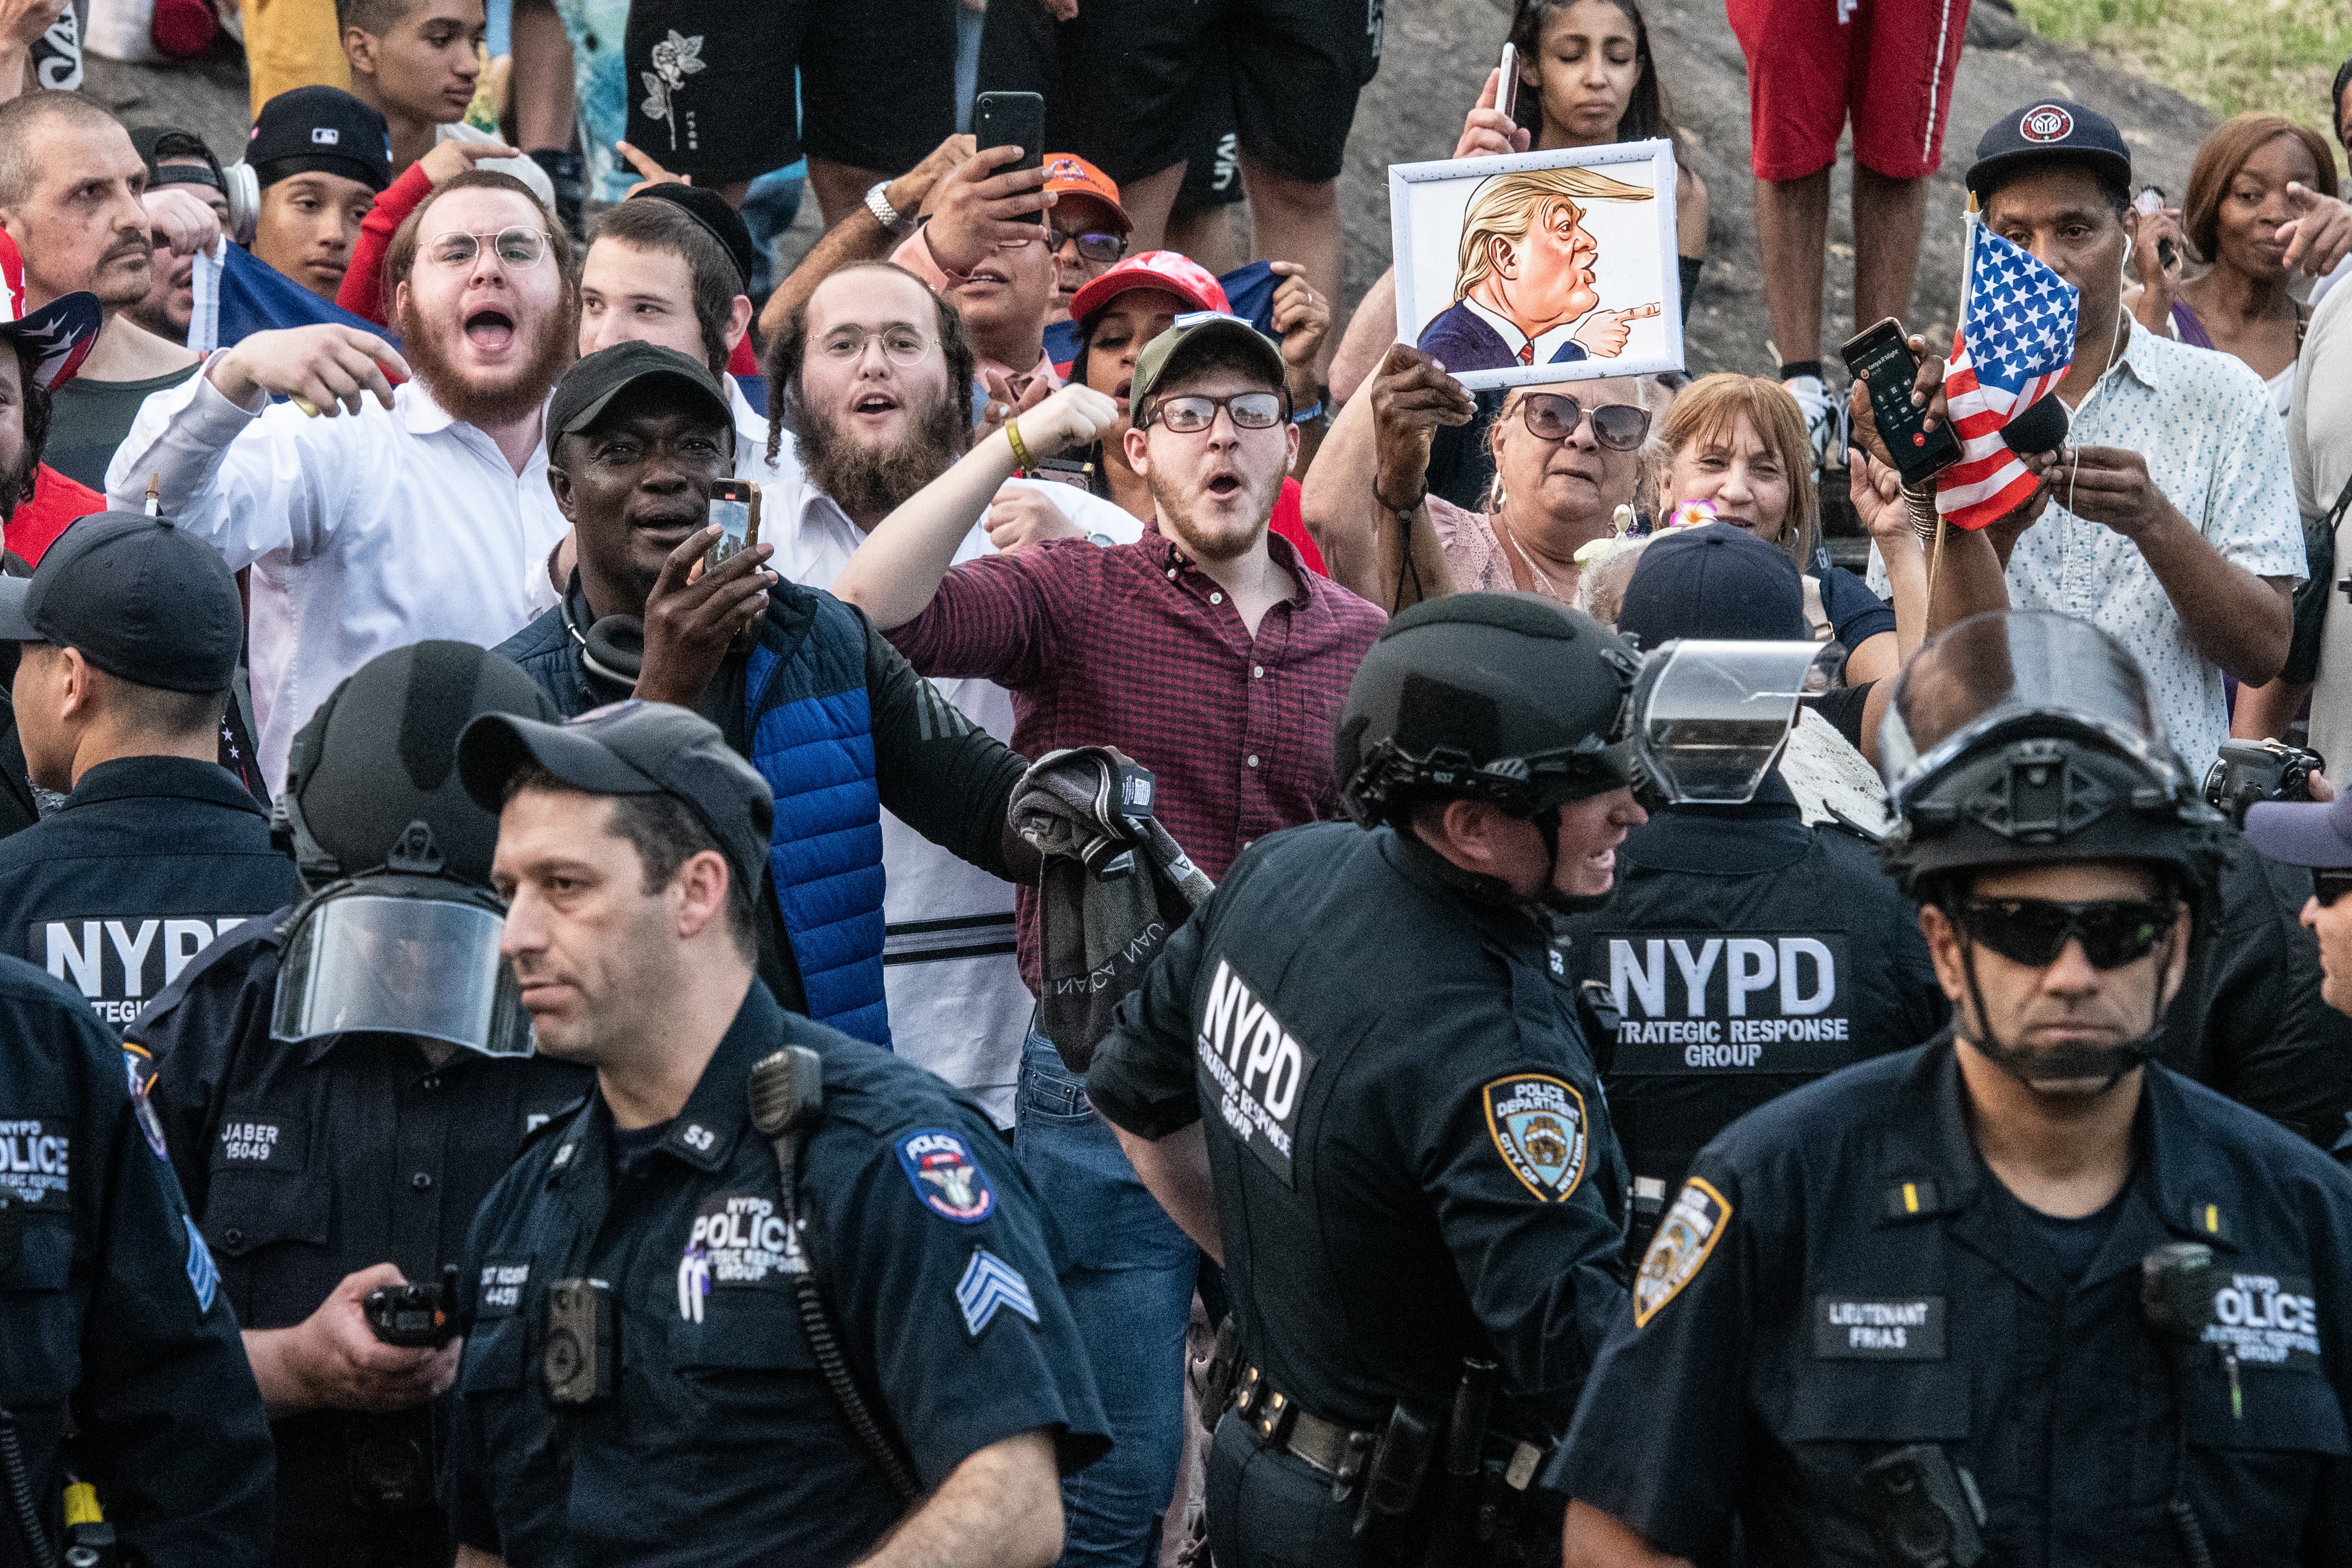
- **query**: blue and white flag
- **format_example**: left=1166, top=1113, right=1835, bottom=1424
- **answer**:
left=189, top=242, right=399, bottom=355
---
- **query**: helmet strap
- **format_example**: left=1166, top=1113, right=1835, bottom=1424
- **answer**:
left=1950, top=917, right=2177, bottom=1093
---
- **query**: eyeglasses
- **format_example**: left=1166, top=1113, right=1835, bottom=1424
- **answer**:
left=424, top=226, right=553, bottom=269
left=1950, top=897, right=2179, bottom=969
left=1521, top=393, right=1650, bottom=450
left=1142, top=391, right=1287, bottom=433
left=815, top=326, right=933, bottom=366
left=1047, top=228, right=1127, bottom=264
left=2314, top=870, right=2352, bottom=908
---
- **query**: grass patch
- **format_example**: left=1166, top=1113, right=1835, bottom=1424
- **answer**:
left=2017, top=0, right=2352, bottom=165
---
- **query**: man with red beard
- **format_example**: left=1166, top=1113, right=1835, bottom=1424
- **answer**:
left=831, top=311, right=1384, bottom=1566
left=108, top=169, right=577, bottom=793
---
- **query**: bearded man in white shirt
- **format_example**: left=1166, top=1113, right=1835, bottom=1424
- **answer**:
left=108, top=169, right=576, bottom=791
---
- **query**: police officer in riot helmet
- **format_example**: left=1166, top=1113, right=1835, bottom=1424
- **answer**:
left=1572, top=526, right=1946, bottom=1256
left=1557, top=611, right=2352, bottom=1568
left=0, top=510, right=299, bottom=1029
left=1089, top=593, right=1645, bottom=1568
left=128, top=641, right=594, bottom=1568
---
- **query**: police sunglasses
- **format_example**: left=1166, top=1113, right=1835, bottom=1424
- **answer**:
left=1949, top=897, right=2179, bottom=969
left=2313, top=870, right=2352, bottom=908
left=1520, top=393, right=1650, bottom=451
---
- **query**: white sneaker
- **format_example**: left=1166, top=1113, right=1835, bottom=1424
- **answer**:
left=1783, top=373, right=1846, bottom=475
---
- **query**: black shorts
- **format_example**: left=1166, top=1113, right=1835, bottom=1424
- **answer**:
left=622, top=0, right=958, bottom=186
left=1174, top=50, right=1245, bottom=214
left=977, top=0, right=1382, bottom=186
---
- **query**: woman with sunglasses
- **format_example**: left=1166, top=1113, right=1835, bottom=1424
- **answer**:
left=1302, top=340, right=1651, bottom=613
left=1561, top=609, right=2352, bottom=1568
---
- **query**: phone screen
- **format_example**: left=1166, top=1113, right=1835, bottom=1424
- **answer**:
left=1840, top=318, right=1961, bottom=487
left=707, top=482, right=758, bottom=572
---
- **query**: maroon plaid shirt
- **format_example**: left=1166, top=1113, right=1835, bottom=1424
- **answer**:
left=887, top=526, right=1386, bottom=989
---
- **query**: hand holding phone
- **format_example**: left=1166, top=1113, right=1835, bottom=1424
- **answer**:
left=1496, top=43, right=1519, bottom=124
left=1840, top=317, right=1961, bottom=488
left=973, top=91, right=1046, bottom=224
left=707, top=479, right=760, bottom=574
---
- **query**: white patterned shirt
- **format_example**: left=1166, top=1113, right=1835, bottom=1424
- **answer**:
left=1876, top=318, right=2302, bottom=775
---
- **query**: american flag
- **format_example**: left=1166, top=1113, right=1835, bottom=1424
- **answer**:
left=1937, top=223, right=2078, bottom=530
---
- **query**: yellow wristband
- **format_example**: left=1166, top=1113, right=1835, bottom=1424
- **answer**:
left=1005, top=415, right=1033, bottom=470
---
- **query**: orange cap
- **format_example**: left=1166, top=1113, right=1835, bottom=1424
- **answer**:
left=1041, top=153, right=1130, bottom=234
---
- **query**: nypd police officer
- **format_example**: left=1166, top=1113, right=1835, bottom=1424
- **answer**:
left=1087, top=594, right=1645, bottom=1567
left=0, top=511, right=298, bottom=1029
left=128, top=642, right=594, bottom=1568
left=1556, top=611, right=2352, bottom=1566
left=1572, top=526, right=1946, bottom=1253
left=441, top=699, right=1108, bottom=1568
left=0, top=951, right=276, bottom=1567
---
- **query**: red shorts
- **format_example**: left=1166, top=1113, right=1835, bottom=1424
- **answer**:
left=1728, top=0, right=1972, bottom=182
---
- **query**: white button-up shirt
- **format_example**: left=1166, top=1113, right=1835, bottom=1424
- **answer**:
left=108, top=369, right=571, bottom=792
left=1875, top=319, right=2302, bottom=775
left=763, top=464, right=1140, bottom=1124
left=730, top=373, right=796, bottom=488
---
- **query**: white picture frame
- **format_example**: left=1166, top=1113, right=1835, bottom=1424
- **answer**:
left=1388, top=138, right=1684, bottom=392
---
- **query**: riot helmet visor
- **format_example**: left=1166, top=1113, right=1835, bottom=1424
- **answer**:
left=1631, top=640, right=1828, bottom=805
left=272, top=881, right=526, bottom=1055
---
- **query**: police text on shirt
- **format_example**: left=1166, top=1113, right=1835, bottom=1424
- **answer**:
left=1195, top=958, right=1317, bottom=1186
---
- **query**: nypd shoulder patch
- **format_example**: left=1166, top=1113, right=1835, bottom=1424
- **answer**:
left=183, top=1214, right=220, bottom=1313
left=1633, top=1177, right=1732, bottom=1328
left=956, top=1247, right=1038, bottom=1337
left=897, top=1128, right=997, bottom=1224
left=1482, top=1073, right=1589, bottom=1202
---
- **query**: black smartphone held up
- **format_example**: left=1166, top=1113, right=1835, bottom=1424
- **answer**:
left=1496, top=42, right=1519, bottom=123
left=974, top=91, right=1046, bottom=223
left=707, top=479, right=760, bottom=574
left=2135, top=185, right=2179, bottom=272
left=1840, top=317, right=1963, bottom=488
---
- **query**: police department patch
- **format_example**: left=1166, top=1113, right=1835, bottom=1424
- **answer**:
left=1633, top=1178, right=1730, bottom=1328
left=897, top=1129, right=996, bottom=1223
left=679, top=1190, right=800, bottom=1320
left=1482, top=1074, right=1589, bottom=1202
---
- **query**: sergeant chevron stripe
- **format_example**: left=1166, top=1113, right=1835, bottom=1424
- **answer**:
left=956, top=1248, right=1038, bottom=1336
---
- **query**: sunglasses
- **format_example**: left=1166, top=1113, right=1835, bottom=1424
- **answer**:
left=2314, top=870, right=2352, bottom=908
left=1144, top=391, right=1286, bottom=433
left=1047, top=228, right=1127, bottom=264
left=1949, top=897, right=2178, bottom=970
left=1521, top=393, right=1650, bottom=450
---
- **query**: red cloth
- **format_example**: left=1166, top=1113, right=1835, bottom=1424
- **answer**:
left=887, top=526, right=1384, bottom=988
left=1268, top=477, right=1327, bottom=576
left=1726, top=0, right=1970, bottom=181
left=336, top=162, right=435, bottom=327
left=6, top=465, right=105, bottom=566
left=729, top=335, right=757, bottom=377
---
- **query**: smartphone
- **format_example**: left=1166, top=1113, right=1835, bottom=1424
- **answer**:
left=1027, top=457, right=1094, bottom=489
left=2135, top=185, right=2178, bottom=272
left=1840, top=317, right=1962, bottom=488
left=974, top=91, right=1046, bottom=224
left=1496, top=42, right=1519, bottom=124
left=707, top=479, right=760, bottom=574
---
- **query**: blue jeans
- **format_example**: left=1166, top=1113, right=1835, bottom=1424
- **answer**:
left=1018, top=1025, right=1200, bottom=1568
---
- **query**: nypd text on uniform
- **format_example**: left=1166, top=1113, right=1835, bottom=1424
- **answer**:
left=2201, top=1273, right=2321, bottom=1363
left=0, top=1119, right=68, bottom=1197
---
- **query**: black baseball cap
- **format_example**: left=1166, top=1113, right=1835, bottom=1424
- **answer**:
left=247, top=86, right=393, bottom=193
left=130, top=125, right=225, bottom=193
left=627, top=183, right=757, bottom=294
left=1616, top=523, right=1806, bottom=646
left=1965, top=99, right=2132, bottom=202
left=0, top=511, right=242, bottom=693
left=457, top=699, right=774, bottom=899
left=549, top=341, right=734, bottom=445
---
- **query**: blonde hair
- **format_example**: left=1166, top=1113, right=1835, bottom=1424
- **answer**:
left=1573, top=534, right=1652, bottom=626
left=1656, top=373, right=1818, bottom=567
left=1453, top=165, right=1655, bottom=303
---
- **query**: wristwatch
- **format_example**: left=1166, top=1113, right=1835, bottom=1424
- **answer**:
left=864, top=180, right=916, bottom=238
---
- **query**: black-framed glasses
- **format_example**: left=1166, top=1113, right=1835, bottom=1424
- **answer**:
left=1522, top=393, right=1649, bottom=450
left=1048, top=228, right=1127, bottom=264
left=1142, top=391, right=1287, bottom=433
left=2314, top=870, right=2352, bottom=908
left=425, top=226, right=553, bottom=269
left=1950, top=897, right=2179, bottom=970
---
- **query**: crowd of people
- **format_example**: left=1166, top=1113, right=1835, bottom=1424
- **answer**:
left=4, top=2, right=2352, bottom=1567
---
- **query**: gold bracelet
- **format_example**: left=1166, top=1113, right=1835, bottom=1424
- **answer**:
left=1901, top=482, right=1939, bottom=544
left=1004, top=416, right=1033, bottom=470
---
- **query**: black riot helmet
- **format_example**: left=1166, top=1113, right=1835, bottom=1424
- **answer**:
left=270, top=642, right=559, bottom=1057
left=1335, top=592, right=1641, bottom=830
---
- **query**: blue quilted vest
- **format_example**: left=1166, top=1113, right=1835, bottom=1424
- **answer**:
left=743, top=596, right=890, bottom=1047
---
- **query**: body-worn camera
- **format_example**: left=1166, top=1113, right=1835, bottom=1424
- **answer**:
left=544, top=1278, right=615, bottom=1407
left=345, top=1415, right=435, bottom=1513
left=363, top=1264, right=459, bottom=1348
left=1855, top=1445, right=1986, bottom=1567
left=2201, top=738, right=2323, bottom=827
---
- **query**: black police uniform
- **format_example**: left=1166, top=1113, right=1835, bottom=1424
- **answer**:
left=0, top=755, right=298, bottom=1029
left=1552, top=1034, right=2352, bottom=1564
left=1087, top=822, right=1631, bottom=1567
left=2163, top=840, right=2352, bottom=1159
left=127, top=915, right=595, bottom=1568
left=1565, top=774, right=1949, bottom=1249
left=0, top=955, right=274, bottom=1568
left=443, top=981, right=1110, bottom=1568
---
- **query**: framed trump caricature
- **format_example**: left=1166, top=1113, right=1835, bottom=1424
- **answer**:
left=1389, top=139, right=1684, bottom=390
